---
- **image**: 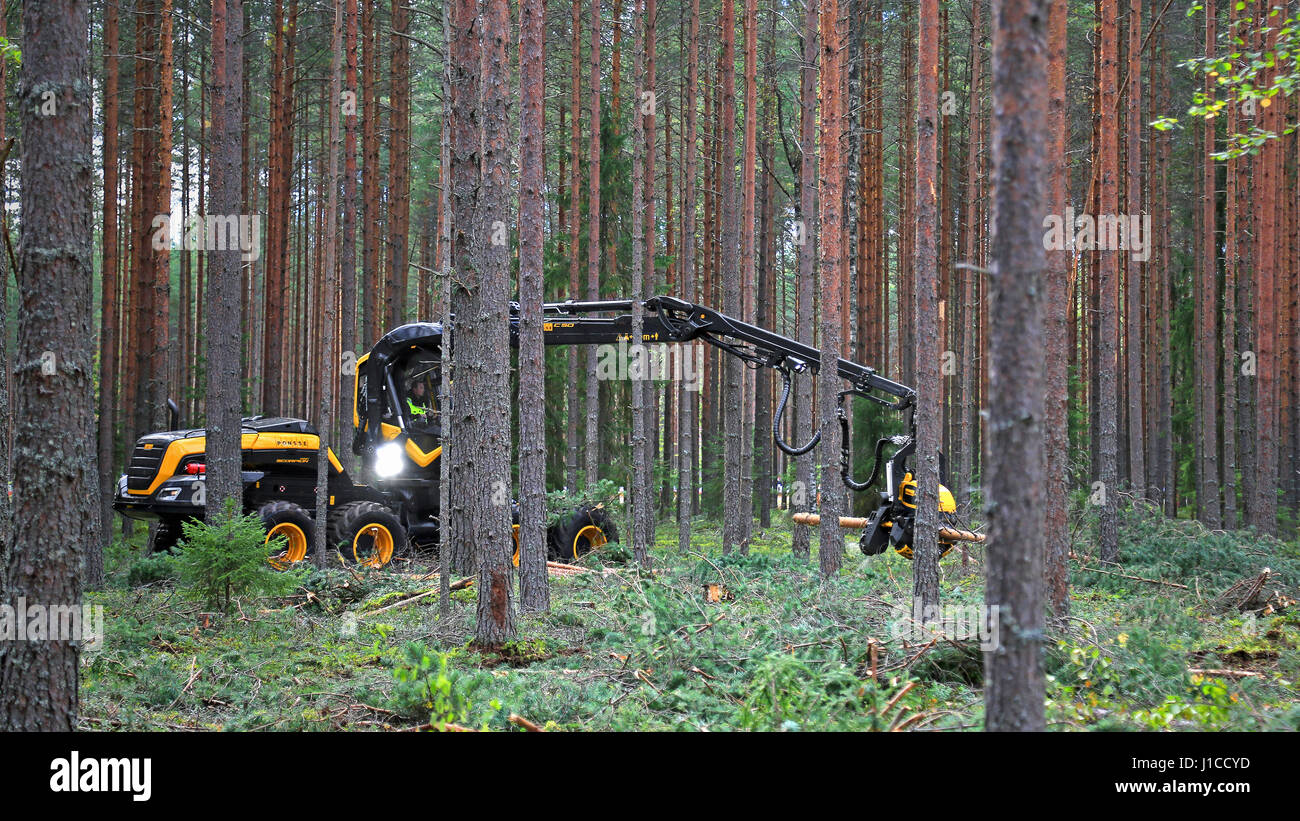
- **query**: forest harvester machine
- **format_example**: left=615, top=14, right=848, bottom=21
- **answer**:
left=113, top=294, right=979, bottom=569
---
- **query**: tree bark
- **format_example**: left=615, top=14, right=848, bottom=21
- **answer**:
left=519, top=0, right=552, bottom=608
left=984, top=0, right=1047, bottom=733
left=791, top=0, right=817, bottom=561
left=316, top=0, right=343, bottom=567
left=816, top=0, right=845, bottom=578
left=387, top=0, right=411, bottom=327
left=1197, top=0, right=1221, bottom=528
left=912, top=0, right=942, bottom=614
left=677, top=0, right=700, bottom=554
left=206, top=0, right=246, bottom=526
left=94, top=0, right=122, bottom=589
left=1097, top=0, right=1120, bottom=562
left=1, top=0, right=95, bottom=731
left=1044, top=0, right=1069, bottom=624
left=452, top=0, right=516, bottom=646
left=583, top=0, right=603, bottom=489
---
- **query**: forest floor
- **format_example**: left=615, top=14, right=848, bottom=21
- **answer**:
left=82, top=504, right=1300, bottom=731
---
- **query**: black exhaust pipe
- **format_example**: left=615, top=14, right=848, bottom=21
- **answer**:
left=167, top=398, right=181, bottom=431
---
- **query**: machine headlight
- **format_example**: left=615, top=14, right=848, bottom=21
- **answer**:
left=157, top=486, right=182, bottom=501
left=374, top=442, right=406, bottom=478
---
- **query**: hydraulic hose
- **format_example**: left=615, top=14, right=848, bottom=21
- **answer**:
left=773, top=367, right=821, bottom=456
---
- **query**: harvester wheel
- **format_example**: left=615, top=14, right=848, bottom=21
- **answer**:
left=334, top=501, right=403, bottom=569
left=149, top=518, right=185, bottom=554
left=549, top=505, right=619, bottom=562
left=260, top=501, right=315, bottom=570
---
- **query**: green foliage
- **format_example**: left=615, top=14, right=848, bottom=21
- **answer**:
left=126, top=550, right=179, bottom=587
left=389, top=642, right=498, bottom=729
left=81, top=497, right=1300, bottom=732
left=1163, top=4, right=1300, bottom=156
left=172, top=505, right=305, bottom=612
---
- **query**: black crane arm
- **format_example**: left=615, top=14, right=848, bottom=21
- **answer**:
left=520, top=295, right=917, bottom=492
left=528, top=295, right=915, bottom=411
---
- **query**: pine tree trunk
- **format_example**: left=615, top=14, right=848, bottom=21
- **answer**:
left=340, top=0, right=360, bottom=460
left=94, top=0, right=122, bottom=588
left=958, top=0, right=981, bottom=509
left=1250, top=6, right=1280, bottom=536
left=911, top=0, right=942, bottom=613
left=720, top=0, right=743, bottom=554
left=1124, top=0, right=1146, bottom=497
left=630, top=0, right=650, bottom=566
left=1, top=0, right=94, bottom=731
left=791, top=0, right=817, bottom=561
left=566, top=0, right=582, bottom=493
left=361, top=0, right=380, bottom=348
left=1097, top=0, right=1120, bottom=562
left=677, top=0, right=700, bottom=553
left=1044, top=0, right=1070, bottom=623
left=984, top=0, right=1048, bottom=733
left=206, top=0, right=246, bottom=525
left=816, top=0, right=845, bottom=578
left=1197, top=0, right=1221, bottom=527
left=583, top=0, right=603, bottom=490
left=316, top=0, right=343, bottom=566
left=640, top=0, right=659, bottom=551
left=518, top=0, right=552, bottom=607
left=387, top=0, right=411, bottom=327
left=459, top=0, right=517, bottom=647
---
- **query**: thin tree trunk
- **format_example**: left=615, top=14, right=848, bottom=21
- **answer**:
left=677, top=0, right=700, bottom=553
left=720, top=0, right=742, bottom=554
left=1097, top=0, right=1120, bottom=562
left=791, top=0, right=817, bottom=560
left=1125, top=0, right=1146, bottom=497
left=387, top=0, right=411, bottom=327
left=518, top=0, right=552, bottom=607
left=316, top=0, right=343, bottom=567
left=912, top=0, right=942, bottom=613
left=958, top=0, right=981, bottom=508
left=630, top=0, right=650, bottom=565
left=1197, top=0, right=1221, bottom=527
left=361, top=0, right=380, bottom=347
left=566, top=0, right=582, bottom=493
left=583, top=0, right=603, bottom=489
left=816, top=0, right=845, bottom=578
left=206, top=0, right=246, bottom=526
left=95, top=0, right=122, bottom=587
left=1044, top=0, right=1069, bottom=623
left=340, top=0, right=360, bottom=460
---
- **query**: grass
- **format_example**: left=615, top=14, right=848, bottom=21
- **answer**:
left=81, top=504, right=1300, bottom=731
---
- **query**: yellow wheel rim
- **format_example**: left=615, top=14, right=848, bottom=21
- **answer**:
left=512, top=524, right=520, bottom=567
left=572, top=525, right=608, bottom=560
left=352, top=524, right=395, bottom=568
left=267, top=522, right=308, bottom=570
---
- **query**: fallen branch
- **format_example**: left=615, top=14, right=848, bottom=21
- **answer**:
left=508, top=713, right=545, bottom=732
left=1189, top=668, right=1260, bottom=679
left=358, top=576, right=474, bottom=619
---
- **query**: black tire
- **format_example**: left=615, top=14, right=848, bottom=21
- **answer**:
left=149, top=518, right=184, bottom=554
left=548, top=505, right=620, bottom=562
left=260, top=501, right=315, bottom=569
left=333, top=501, right=404, bottom=569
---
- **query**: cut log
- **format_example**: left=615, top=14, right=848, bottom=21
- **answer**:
left=791, top=512, right=986, bottom=543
